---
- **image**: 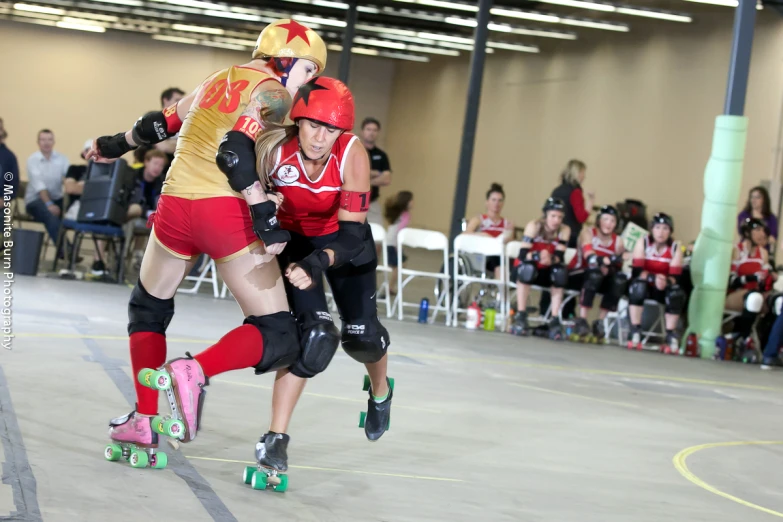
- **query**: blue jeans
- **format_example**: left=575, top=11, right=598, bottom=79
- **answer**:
left=26, top=198, right=66, bottom=254
left=763, top=312, right=783, bottom=360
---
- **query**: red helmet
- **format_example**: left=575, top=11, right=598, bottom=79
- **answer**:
left=290, top=76, right=355, bottom=131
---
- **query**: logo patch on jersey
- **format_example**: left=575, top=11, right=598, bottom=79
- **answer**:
left=277, top=164, right=300, bottom=184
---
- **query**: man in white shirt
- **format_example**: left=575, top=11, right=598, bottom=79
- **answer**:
left=24, top=129, right=70, bottom=253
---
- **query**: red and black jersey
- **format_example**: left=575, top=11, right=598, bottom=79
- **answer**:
left=530, top=222, right=566, bottom=269
left=642, top=236, right=678, bottom=276
left=271, top=133, right=359, bottom=237
left=570, top=227, right=619, bottom=272
left=479, top=214, right=509, bottom=238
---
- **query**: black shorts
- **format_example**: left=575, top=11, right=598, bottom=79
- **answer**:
left=278, top=230, right=378, bottom=323
left=647, top=283, right=667, bottom=305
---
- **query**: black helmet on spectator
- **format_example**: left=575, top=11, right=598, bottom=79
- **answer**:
left=650, top=212, right=674, bottom=233
left=741, top=217, right=769, bottom=239
left=543, top=197, right=565, bottom=214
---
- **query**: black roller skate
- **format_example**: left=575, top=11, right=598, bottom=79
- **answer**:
left=359, top=376, right=394, bottom=441
left=242, top=432, right=290, bottom=492
left=592, top=319, right=606, bottom=344
left=568, top=318, right=591, bottom=342
left=548, top=317, right=564, bottom=341
left=510, top=311, right=530, bottom=336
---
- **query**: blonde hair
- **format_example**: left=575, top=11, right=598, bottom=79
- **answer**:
left=560, top=159, right=586, bottom=186
left=254, top=117, right=297, bottom=189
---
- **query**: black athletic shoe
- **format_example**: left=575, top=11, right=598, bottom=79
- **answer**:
left=256, top=432, right=290, bottom=472
left=364, top=378, right=393, bottom=442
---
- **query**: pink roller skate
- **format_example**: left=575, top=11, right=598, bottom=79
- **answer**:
left=104, top=409, right=168, bottom=469
left=138, top=355, right=207, bottom=443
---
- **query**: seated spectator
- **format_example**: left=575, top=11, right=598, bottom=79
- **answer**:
left=551, top=159, right=593, bottom=248
left=738, top=186, right=777, bottom=254
left=627, top=213, right=685, bottom=354
left=567, top=205, right=628, bottom=340
left=24, top=129, right=70, bottom=256
left=464, top=183, right=514, bottom=280
left=726, top=218, right=775, bottom=342
left=761, top=295, right=783, bottom=369
left=63, top=139, right=93, bottom=220
left=0, top=118, right=19, bottom=200
left=383, top=190, right=413, bottom=295
left=510, top=197, right=570, bottom=340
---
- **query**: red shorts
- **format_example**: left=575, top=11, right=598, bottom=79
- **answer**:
left=150, top=195, right=261, bottom=263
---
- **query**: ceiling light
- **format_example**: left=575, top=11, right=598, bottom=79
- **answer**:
left=9, top=10, right=60, bottom=20
left=352, top=47, right=380, bottom=56
left=498, top=25, right=577, bottom=39
left=559, top=18, right=629, bottom=31
left=377, top=33, right=436, bottom=45
left=357, top=24, right=417, bottom=37
left=378, top=51, right=430, bottom=63
left=201, top=40, right=247, bottom=50
left=171, top=23, right=224, bottom=34
left=433, top=41, right=494, bottom=53
left=406, top=45, right=459, bottom=56
left=92, top=0, right=143, bottom=6
left=488, top=41, right=539, bottom=53
left=357, top=6, right=379, bottom=13
left=354, top=36, right=406, bottom=50
left=445, top=16, right=475, bottom=27
left=615, top=7, right=691, bottom=22
left=62, top=16, right=106, bottom=25
left=156, top=0, right=225, bottom=9
left=415, top=0, right=477, bottom=11
left=153, top=34, right=199, bottom=44
left=312, top=0, right=348, bottom=7
left=682, top=0, right=737, bottom=5
left=56, top=20, right=106, bottom=32
left=64, top=11, right=119, bottom=21
left=536, top=0, right=615, bottom=12
left=204, top=9, right=261, bottom=21
left=13, top=3, right=64, bottom=15
left=490, top=7, right=560, bottom=23
left=417, top=32, right=472, bottom=44
left=292, top=14, right=346, bottom=27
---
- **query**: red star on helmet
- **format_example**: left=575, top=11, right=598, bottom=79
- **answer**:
left=278, top=20, right=311, bottom=45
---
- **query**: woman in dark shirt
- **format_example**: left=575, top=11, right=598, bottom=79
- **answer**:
left=551, top=159, right=593, bottom=248
left=737, top=186, right=778, bottom=254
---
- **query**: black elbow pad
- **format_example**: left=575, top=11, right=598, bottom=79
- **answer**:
left=216, top=131, right=259, bottom=193
left=132, top=111, right=175, bottom=145
left=327, top=221, right=367, bottom=267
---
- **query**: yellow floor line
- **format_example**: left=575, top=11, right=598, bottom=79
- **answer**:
left=508, top=382, right=639, bottom=408
left=219, top=379, right=442, bottom=413
left=673, top=441, right=783, bottom=518
left=15, top=332, right=783, bottom=392
left=186, top=455, right=464, bottom=482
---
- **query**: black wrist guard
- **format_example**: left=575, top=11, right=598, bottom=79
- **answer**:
left=96, top=133, right=134, bottom=159
left=518, top=247, right=530, bottom=261
left=249, top=200, right=290, bottom=246
left=295, top=250, right=331, bottom=290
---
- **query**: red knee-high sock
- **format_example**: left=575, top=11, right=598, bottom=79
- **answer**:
left=194, top=325, right=264, bottom=378
left=130, top=332, right=167, bottom=415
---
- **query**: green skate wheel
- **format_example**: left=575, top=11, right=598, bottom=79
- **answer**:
left=129, top=449, right=149, bottom=468
left=151, top=452, right=167, bottom=469
left=104, top=444, right=122, bottom=462
left=243, top=466, right=256, bottom=485
left=358, top=411, right=366, bottom=428
left=163, top=418, right=184, bottom=439
left=362, top=375, right=371, bottom=391
left=138, top=369, right=156, bottom=388
left=389, top=377, right=395, bottom=391
left=274, top=474, right=288, bottom=492
left=251, top=471, right=268, bottom=490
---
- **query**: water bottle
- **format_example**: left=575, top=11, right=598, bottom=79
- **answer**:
left=466, top=302, right=480, bottom=330
left=418, top=298, right=429, bottom=324
left=684, top=333, right=699, bottom=357
left=483, top=306, right=496, bottom=331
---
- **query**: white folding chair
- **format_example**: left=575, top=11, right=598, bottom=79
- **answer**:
left=395, top=228, right=451, bottom=325
left=370, top=222, right=393, bottom=318
left=452, top=233, right=506, bottom=328
left=178, top=256, right=220, bottom=298
left=616, top=299, right=667, bottom=347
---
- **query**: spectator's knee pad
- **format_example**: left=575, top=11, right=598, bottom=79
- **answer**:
left=246, top=311, right=300, bottom=374
left=610, top=272, right=629, bottom=301
left=768, top=293, right=783, bottom=316
left=744, top=291, right=764, bottom=314
left=128, top=280, right=174, bottom=335
left=550, top=264, right=568, bottom=288
left=583, top=269, right=603, bottom=293
left=664, top=284, right=686, bottom=315
left=628, top=278, right=648, bottom=306
left=289, top=311, right=340, bottom=379
left=341, top=316, right=390, bottom=364
left=517, top=261, right=538, bottom=285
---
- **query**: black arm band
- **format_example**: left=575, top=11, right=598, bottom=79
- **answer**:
left=324, top=221, right=367, bottom=268
left=631, top=267, right=643, bottom=279
left=96, top=133, right=134, bottom=159
left=521, top=236, right=534, bottom=244
left=216, top=131, right=259, bottom=192
left=518, top=247, right=530, bottom=261
left=132, top=111, right=176, bottom=146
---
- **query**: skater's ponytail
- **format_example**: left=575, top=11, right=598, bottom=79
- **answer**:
left=254, top=110, right=297, bottom=190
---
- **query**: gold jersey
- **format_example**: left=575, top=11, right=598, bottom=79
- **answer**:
left=162, top=66, right=279, bottom=199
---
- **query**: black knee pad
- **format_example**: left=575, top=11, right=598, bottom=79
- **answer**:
left=628, top=278, right=648, bottom=306
left=550, top=264, right=568, bottom=288
left=289, top=311, right=341, bottom=379
left=246, top=311, right=300, bottom=375
left=583, top=269, right=603, bottom=293
left=341, top=316, right=390, bottom=364
left=664, top=284, right=686, bottom=315
left=128, top=280, right=174, bottom=335
left=517, top=261, right=538, bottom=284
left=610, top=272, right=629, bottom=301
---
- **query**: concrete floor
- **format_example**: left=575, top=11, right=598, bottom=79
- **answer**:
left=6, top=275, right=783, bottom=522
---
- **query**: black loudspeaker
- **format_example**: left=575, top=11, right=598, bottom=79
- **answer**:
left=77, top=159, right=136, bottom=226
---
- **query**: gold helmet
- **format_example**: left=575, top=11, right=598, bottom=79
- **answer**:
left=252, top=19, right=327, bottom=73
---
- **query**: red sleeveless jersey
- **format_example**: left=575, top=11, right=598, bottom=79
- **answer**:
left=570, top=228, right=619, bottom=271
left=479, top=214, right=508, bottom=238
left=643, top=236, right=678, bottom=276
left=531, top=223, right=564, bottom=269
left=271, top=133, right=359, bottom=237
left=732, top=240, right=765, bottom=278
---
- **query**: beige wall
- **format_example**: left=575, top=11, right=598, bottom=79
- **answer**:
left=383, top=12, right=783, bottom=242
left=0, top=19, right=395, bottom=181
